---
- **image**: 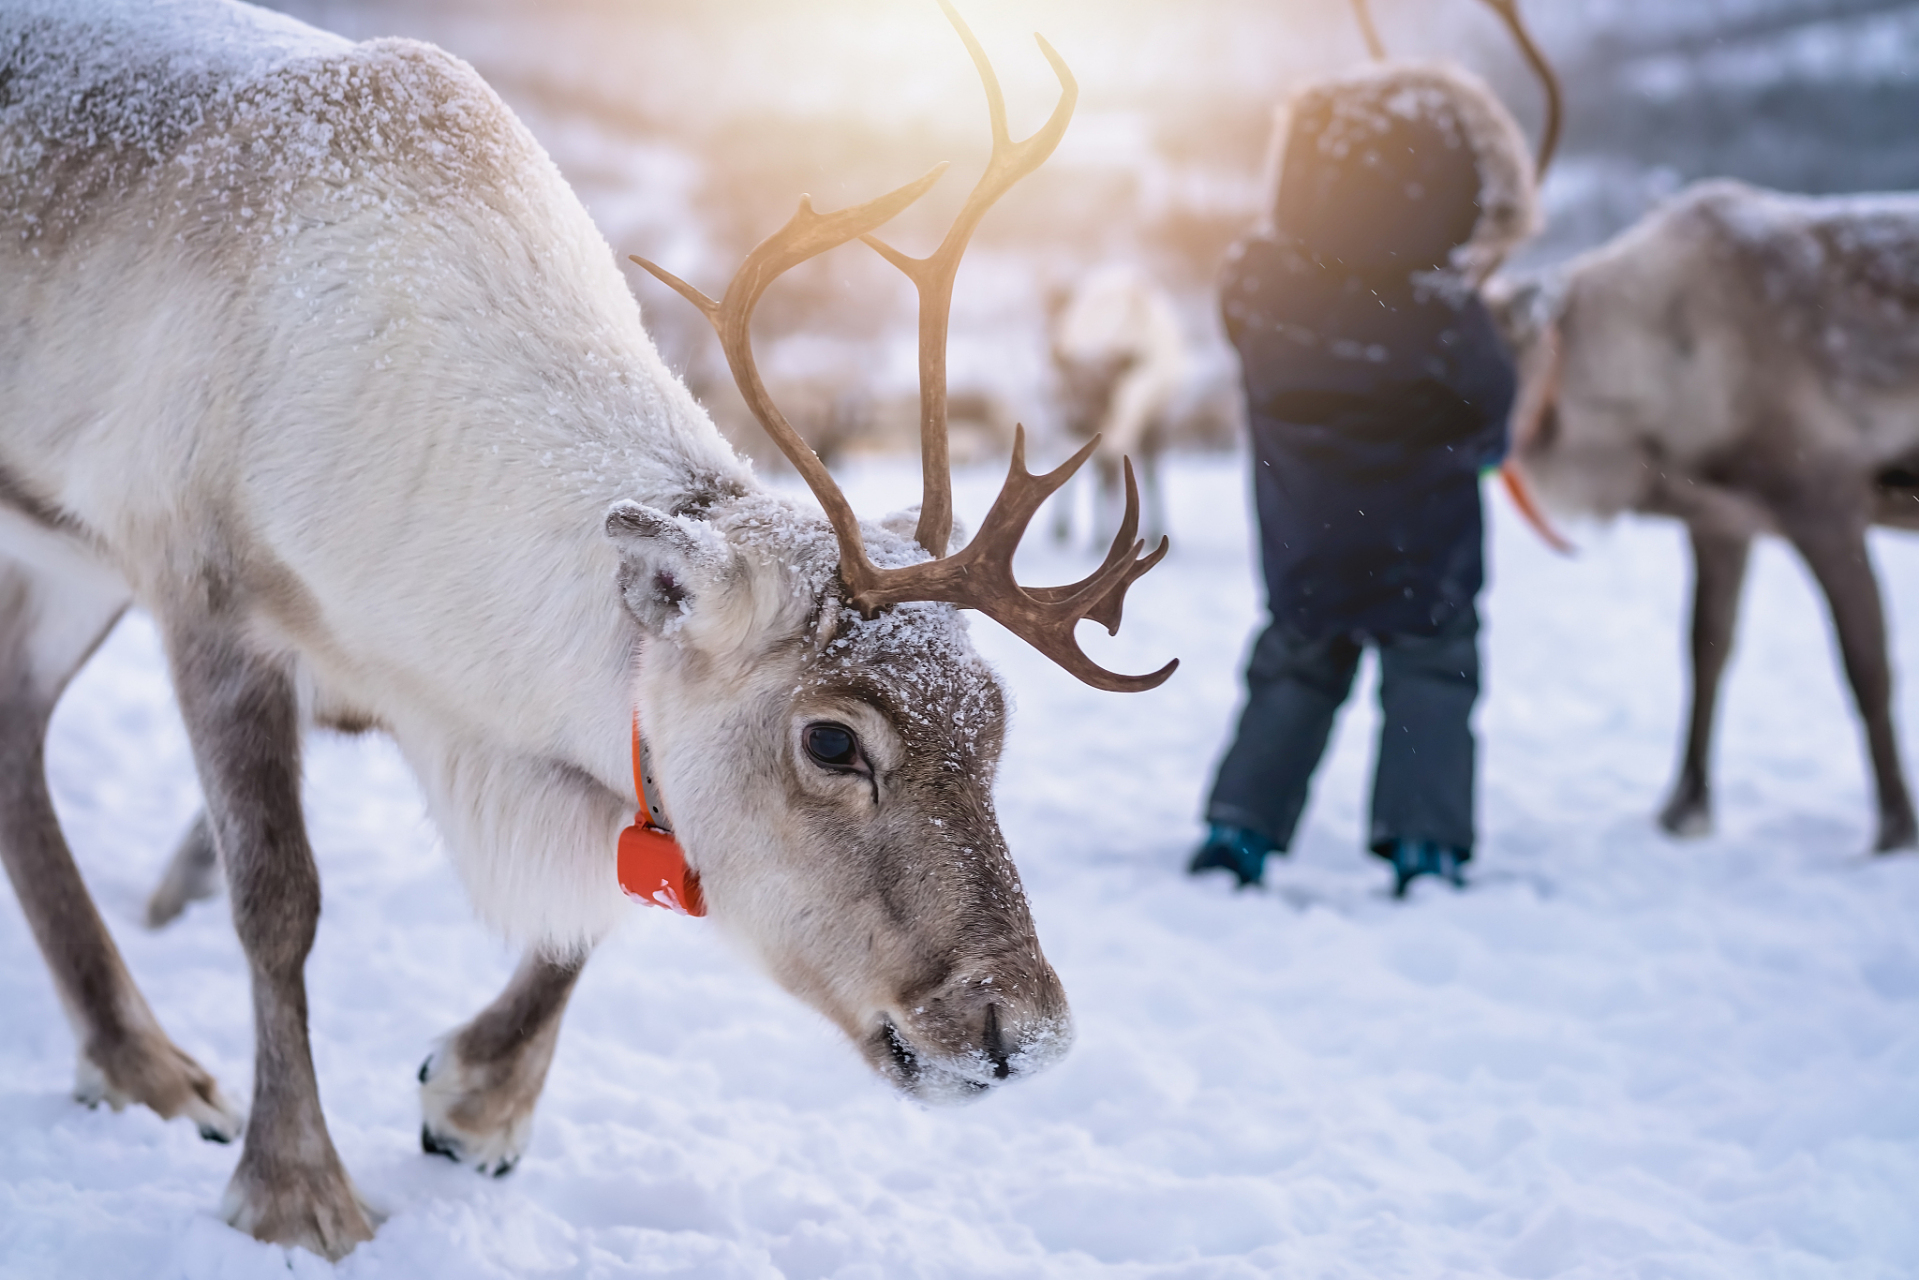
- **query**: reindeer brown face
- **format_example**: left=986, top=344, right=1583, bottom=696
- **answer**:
left=606, top=498, right=1069, bottom=1099
left=616, top=4, right=1172, bottom=1100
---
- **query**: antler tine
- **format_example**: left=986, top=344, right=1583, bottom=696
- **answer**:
left=1477, top=0, right=1561, bottom=175
left=630, top=163, right=946, bottom=576
left=964, top=426, right=1099, bottom=559
left=861, top=0, right=1079, bottom=558
left=1028, top=456, right=1170, bottom=634
left=959, top=431, right=1173, bottom=690
left=1348, top=0, right=1387, bottom=59
left=852, top=428, right=1177, bottom=693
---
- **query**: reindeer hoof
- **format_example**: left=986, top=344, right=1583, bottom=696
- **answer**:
left=420, top=1122, right=461, bottom=1161
left=73, top=1032, right=244, bottom=1143
left=222, top=1150, right=376, bottom=1261
left=418, top=1049, right=536, bottom=1177
left=1657, top=793, right=1712, bottom=839
left=420, top=1123, right=518, bottom=1177
left=1874, top=810, right=1918, bottom=853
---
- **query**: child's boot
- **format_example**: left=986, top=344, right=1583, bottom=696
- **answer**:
left=1386, top=839, right=1467, bottom=899
left=1187, top=825, right=1278, bottom=888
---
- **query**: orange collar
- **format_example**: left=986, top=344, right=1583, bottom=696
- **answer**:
left=616, top=716, right=705, bottom=916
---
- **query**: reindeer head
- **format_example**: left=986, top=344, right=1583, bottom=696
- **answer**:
left=1052, top=350, right=1137, bottom=446
left=613, top=3, right=1174, bottom=1101
left=1493, top=267, right=1664, bottom=527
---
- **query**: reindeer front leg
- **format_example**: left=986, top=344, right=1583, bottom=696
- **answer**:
left=167, top=622, right=374, bottom=1259
left=420, top=949, right=584, bottom=1176
left=1779, top=505, right=1919, bottom=852
left=1658, top=523, right=1752, bottom=837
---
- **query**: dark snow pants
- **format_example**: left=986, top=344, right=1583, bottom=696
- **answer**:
left=1205, top=606, right=1479, bottom=856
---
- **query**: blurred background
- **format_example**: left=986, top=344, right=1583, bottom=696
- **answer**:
left=257, top=0, right=1919, bottom=472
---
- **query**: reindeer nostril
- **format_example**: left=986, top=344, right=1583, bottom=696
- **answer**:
left=881, top=1017, right=919, bottom=1084
left=983, top=1003, right=1011, bottom=1080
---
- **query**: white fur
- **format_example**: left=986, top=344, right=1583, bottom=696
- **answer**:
left=2, top=0, right=749, bottom=949
left=1, top=6, right=1075, bottom=1105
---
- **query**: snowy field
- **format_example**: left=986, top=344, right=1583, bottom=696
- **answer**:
left=3, top=455, right=1917, bottom=1279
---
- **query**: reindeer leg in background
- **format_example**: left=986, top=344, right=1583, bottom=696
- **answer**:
left=1050, top=469, right=1077, bottom=544
left=168, top=620, right=373, bottom=1258
left=145, top=810, right=220, bottom=928
left=1779, top=502, right=1919, bottom=852
left=0, top=562, right=242, bottom=1142
left=1141, top=429, right=1167, bottom=547
left=1658, top=524, right=1752, bottom=838
left=420, top=949, right=585, bottom=1177
left=1093, top=453, right=1123, bottom=547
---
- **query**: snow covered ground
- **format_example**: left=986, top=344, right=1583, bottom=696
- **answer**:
left=3, top=455, right=1917, bottom=1279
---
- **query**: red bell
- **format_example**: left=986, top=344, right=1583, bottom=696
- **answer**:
left=617, top=819, right=705, bottom=916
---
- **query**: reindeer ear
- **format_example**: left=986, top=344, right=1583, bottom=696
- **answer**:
left=604, top=501, right=732, bottom=633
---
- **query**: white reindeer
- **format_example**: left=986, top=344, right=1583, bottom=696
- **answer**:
left=1499, top=178, right=1919, bottom=852
left=1048, top=265, right=1188, bottom=545
left=0, top=0, right=1172, bottom=1259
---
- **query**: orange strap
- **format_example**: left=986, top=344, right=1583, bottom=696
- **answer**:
left=631, top=719, right=651, bottom=821
left=616, top=715, right=706, bottom=916
left=1499, top=461, right=1575, bottom=556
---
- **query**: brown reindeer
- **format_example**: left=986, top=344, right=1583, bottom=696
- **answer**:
left=1498, top=179, right=1919, bottom=852
left=1, top=0, right=1169, bottom=1258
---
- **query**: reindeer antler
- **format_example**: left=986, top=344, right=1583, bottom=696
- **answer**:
left=631, top=169, right=948, bottom=560
left=1476, top=0, right=1561, bottom=175
left=861, top=0, right=1077, bottom=560
left=1346, top=0, right=1562, bottom=176
left=631, top=3, right=1176, bottom=694
left=1348, top=0, right=1387, bottom=60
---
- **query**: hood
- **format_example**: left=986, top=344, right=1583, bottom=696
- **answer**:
left=1258, top=61, right=1539, bottom=282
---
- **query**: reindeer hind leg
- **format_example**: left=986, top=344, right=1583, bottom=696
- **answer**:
left=0, top=555, right=242, bottom=1141
left=1780, top=508, right=1918, bottom=852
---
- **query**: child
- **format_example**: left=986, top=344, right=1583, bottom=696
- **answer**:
left=1190, top=64, right=1537, bottom=898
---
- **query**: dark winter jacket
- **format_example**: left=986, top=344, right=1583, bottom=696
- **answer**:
left=1224, top=65, right=1524, bottom=641
left=1223, top=239, right=1512, bottom=640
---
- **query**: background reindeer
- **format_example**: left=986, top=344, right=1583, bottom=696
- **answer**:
left=0, top=0, right=1169, bottom=1259
left=1498, top=179, right=1919, bottom=852
left=1047, top=265, right=1189, bottom=546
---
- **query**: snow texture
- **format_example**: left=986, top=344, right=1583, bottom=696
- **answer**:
left=3, top=456, right=1916, bottom=1278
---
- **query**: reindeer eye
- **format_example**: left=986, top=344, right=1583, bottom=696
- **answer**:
left=804, top=723, right=861, bottom=770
